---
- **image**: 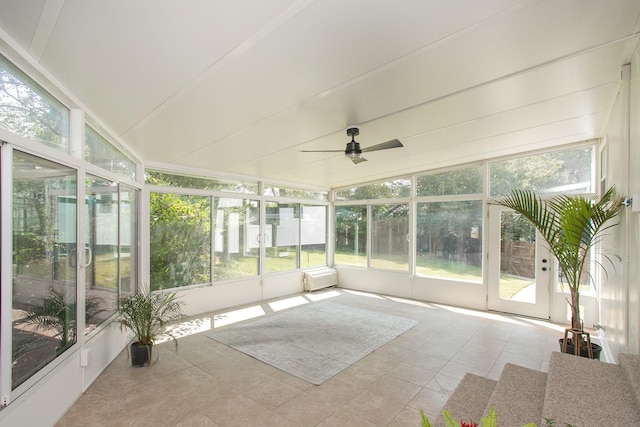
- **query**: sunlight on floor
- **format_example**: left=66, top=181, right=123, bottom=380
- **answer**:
left=269, top=295, right=309, bottom=312
left=157, top=317, right=212, bottom=343
left=213, top=304, right=266, bottom=328
left=385, top=295, right=436, bottom=309
left=305, top=289, right=341, bottom=301
left=343, top=289, right=386, bottom=299
left=157, top=288, right=567, bottom=345
left=434, top=303, right=528, bottom=325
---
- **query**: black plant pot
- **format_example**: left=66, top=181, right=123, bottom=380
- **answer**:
left=558, top=338, right=602, bottom=360
left=130, top=342, right=153, bottom=367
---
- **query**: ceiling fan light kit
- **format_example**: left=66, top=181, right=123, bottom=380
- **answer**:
left=301, top=127, right=403, bottom=164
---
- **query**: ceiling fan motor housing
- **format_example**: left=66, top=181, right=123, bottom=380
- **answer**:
left=346, top=127, right=362, bottom=154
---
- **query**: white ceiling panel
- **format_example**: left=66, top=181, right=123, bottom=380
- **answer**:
left=0, top=0, right=639, bottom=189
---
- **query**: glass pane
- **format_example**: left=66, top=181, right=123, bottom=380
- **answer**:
left=12, top=151, right=76, bottom=389
left=300, top=205, right=326, bottom=268
left=120, top=186, right=137, bottom=297
left=416, top=201, right=483, bottom=282
left=150, top=193, right=211, bottom=290
left=85, top=127, right=136, bottom=181
left=213, top=198, right=260, bottom=280
left=335, top=177, right=411, bottom=200
left=0, top=54, right=69, bottom=151
left=499, top=211, right=536, bottom=303
left=84, top=175, right=118, bottom=333
left=146, top=169, right=258, bottom=194
left=334, top=206, right=367, bottom=267
left=263, top=185, right=328, bottom=201
left=370, top=204, right=409, bottom=271
left=265, top=202, right=299, bottom=273
left=417, top=166, right=483, bottom=196
left=489, top=145, right=594, bottom=197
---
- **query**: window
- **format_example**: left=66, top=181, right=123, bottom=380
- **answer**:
left=416, top=201, right=483, bottom=282
left=265, top=202, right=299, bottom=273
left=149, top=192, right=211, bottom=290
left=120, top=186, right=137, bottom=296
left=84, top=175, right=119, bottom=332
left=489, top=145, right=594, bottom=197
left=82, top=177, right=138, bottom=332
left=12, top=151, right=77, bottom=389
left=335, top=177, right=411, bottom=200
left=0, top=54, right=69, bottom=151
left=417, top=165, right=483, bottom=196
left=370, top=204, right=409, bottom=271
left=213, top=198, right=260, bottom=280
left=146, top=169, right=258, bottom=194
left=300, top=204, right=327, bottom=268
left=334, top=205, right=367, bottom=267
left=85, top=126, right=136, bottom=181
left=263, top=185, right=328, bottom=201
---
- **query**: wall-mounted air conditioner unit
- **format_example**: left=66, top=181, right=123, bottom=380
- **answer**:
left=303, top=267, right=338, bottom=292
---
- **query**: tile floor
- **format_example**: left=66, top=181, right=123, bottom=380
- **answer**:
left=56, top=289, right=565, bottom=427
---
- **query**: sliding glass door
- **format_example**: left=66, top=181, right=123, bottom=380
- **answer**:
left=11, top=151, right=77, bottom=389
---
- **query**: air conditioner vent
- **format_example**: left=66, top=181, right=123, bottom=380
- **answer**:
left=303, top=267, right=338, bottom=292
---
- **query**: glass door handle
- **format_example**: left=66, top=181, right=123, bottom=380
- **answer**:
left=84, top=245, right=92, bottom=267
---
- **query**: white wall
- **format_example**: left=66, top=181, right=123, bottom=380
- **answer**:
left=175, top=271, right=306, bottom=316
left=599, top=46, right=640, bottom=356
left=627, top=48, right=640, bottom=356
left=336, top=267, right=487, bottom=311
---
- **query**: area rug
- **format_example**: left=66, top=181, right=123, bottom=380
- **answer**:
left=207, top=301, right=418, bottom=384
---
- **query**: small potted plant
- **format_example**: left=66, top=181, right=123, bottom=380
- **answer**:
left=117, top=291, right=186, bottom=366
left=493, top=187, right=624, bottom=358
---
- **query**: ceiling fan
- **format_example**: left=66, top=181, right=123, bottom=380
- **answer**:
left=300, top=127, right=403, bottom=164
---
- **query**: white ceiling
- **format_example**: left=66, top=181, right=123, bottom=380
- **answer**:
left=1, top=0, right=639, bottom=189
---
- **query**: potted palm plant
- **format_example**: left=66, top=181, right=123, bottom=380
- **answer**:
left=117, top=291, right=186, bottom=366
left=494, top=187, right=624, bottom=358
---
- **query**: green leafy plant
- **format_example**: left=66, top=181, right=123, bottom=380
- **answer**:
left=117, top=291, right=186, bottom=349
left=493, top=187, right=624, bottom=330
left=419, top=407, right=574, bottom=427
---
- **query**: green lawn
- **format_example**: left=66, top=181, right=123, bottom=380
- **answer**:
left=15, top=249, right=535, bottom=301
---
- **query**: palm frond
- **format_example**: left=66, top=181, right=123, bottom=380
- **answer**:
left=492, top=187, right=624, bottom=329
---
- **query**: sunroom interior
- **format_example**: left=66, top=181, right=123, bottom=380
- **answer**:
left=1, top=1, right=640, bottom=425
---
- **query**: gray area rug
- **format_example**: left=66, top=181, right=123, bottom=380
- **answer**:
left=208, top=301, right=418, bottom=384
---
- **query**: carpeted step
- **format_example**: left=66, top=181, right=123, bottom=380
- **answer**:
left=434, top=373, right=497, bottom=427
left=619, top=352, right=640, bottom=407
left=485, top=363, right=547, bottom=426
left=541, top=351, right=640, bottom=425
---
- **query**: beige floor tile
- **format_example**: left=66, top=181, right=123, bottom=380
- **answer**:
left=387, top=361, right=437, bottom=386
left=175, top=414, right=219, bottom=427
left=243, top=376, right=304, bottom=409
left=56, top=289, right=559, bottom=427
left=201, top=393, right=276, bottom=427
left=316, top=408, right=380, bottom=427
left=366, top=375, right=422, bottom=404
left=273, top=391, right=338, bottom=426
left=342, top=389, right=405, bottom=425
left=388, top=406, right=428, bottom=427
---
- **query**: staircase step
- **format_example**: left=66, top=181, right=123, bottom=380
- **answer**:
left=619, top=352, right=640, bottom=406
left=436, top=373, right=497, bottom=427
left=485, top=363, right=547, bottom=427
left=542, top=351, right=640, bottom=425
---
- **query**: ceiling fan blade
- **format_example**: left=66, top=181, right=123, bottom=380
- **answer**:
left=351, top=156, right=368, bottom=164
left=361, top=139, right=403, bottom=153
left=299, top=149, right=344, bottom=153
